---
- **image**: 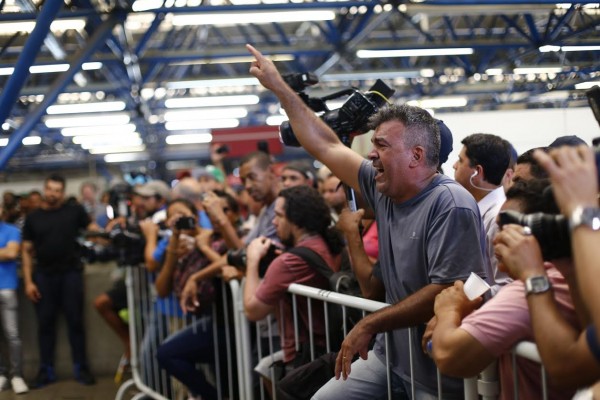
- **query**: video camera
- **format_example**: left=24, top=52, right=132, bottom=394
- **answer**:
left=80, top=182, right=147, bottom=266
left=279, top=72, right=395, bottom=147
left=496, top=86, right=600, bottom=261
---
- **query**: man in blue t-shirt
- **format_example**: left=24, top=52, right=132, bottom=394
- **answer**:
left=248, top=45, right=486, bottom=399
left=0, top=210, right=28, bottom=394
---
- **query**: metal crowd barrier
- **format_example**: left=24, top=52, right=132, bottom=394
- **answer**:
left=116, top=267, right=547, bottom=400
left=115, top=266, right=237, bottom=400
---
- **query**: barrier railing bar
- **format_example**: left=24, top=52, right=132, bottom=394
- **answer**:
left=221, top=280, right=235, bottom=400
left=307, top=297, right=315, bottom=361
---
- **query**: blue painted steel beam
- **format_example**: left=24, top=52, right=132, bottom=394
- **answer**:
left=0, top=0, right=63, bottom=126
left=0, top=11, right=126, bottom=171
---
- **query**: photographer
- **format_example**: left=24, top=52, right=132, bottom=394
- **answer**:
left=426, top=179, right=580, bottom=399
left=232, top=186, right=343, bottom=383
left=154, top=198, right=229, bottom=400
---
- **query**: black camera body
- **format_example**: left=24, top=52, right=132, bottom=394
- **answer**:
left=227, top=244, right=279, bottom=277
left=279, top=74, right=395, bottom=147
left=497, top=210, right=571, bottom=261
left=175, top=216, right=196, bottom=230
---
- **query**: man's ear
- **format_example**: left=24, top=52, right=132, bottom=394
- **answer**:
left=411, top=147, right=425, bottom=166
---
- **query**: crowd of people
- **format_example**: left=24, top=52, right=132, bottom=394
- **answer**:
left=0, top=44, right=597, bottom=400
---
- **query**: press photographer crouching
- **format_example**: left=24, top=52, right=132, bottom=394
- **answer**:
left=224, top=185, right=344, bottom=395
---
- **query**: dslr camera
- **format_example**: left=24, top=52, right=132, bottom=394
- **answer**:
left=279, top=72, right=395, bottom=147
left=497, top=210, right=571, bottom=261
left=227, top=244, right=279, bottom=277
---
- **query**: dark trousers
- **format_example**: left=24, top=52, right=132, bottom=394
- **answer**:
left=34, top=269, right=88, bottom=368
left=156, top=315, right=217, bottom=399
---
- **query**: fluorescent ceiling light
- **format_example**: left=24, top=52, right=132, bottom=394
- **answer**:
left=485, top=68, right=504, bottom=76
left=0, top=62, right=102, bottom=76
left=132, top=0, right=164, bottom=11
left=104, top=152, right=148, bottom=163
left=170, top=55, right=294, bottom=67
left=575, top=81, right=600, bottom=90
left=407, top=96, right=468, bottom=108
left=356, top=48, right=474, bottom=58
left=90, top=145, right=146, bottom=155
left=29, top=64, right=69, bottom=74
left=165, top=119, right=240, bottom=131
left=73, top=132, right=141, bottom=146
left=47, top=101, right=126, bottom=115
left=165, top=95, right=259, bottom=109
left=540, top=45, right=600, bottom=52
left=171, top=10, right=335, bottom=26
left=81, top=138, right=143, bottom=150
left=0, top=19, right=86, bottom=35
left=45, top=113, right=131, bottom=128
left=166, top=133, right=213, bottom=145
left=266, top=115, right=288, bottom=126
left=167, top=77, right=259, bottom=90
left=320, top=70, right=421, bottom=81
left=513, top=67, right=563, bottom=74
left=164, top=107, right=248, bottom=121
left=0, top=136, right=41, bottom=146
left=61, top=123, right=137, bottom=137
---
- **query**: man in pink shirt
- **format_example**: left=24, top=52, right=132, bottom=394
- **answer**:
left=425, top=179, right=579, bottom=400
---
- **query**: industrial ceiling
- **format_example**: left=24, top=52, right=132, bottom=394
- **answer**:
left=0, top=0, right=599, bottom=176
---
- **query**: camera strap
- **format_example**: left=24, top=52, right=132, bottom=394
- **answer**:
left=286, top=247, right=333, bottom=280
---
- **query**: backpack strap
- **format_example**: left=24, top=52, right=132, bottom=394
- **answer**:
left=287, top=247, right=333, bottom=280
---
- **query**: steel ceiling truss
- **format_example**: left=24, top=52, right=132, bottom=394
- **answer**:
left=0, top=1, right=598, bottom=171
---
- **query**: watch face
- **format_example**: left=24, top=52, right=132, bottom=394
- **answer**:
left=527, top=275, right=550, bottom=295
left=582, top=208, right=600, bottom=231
left=531, top=277, right=548, bottom=291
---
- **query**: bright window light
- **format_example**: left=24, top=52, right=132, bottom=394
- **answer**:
left=356, top=48, right=474, bottom=58
left=0, top=138, right=7, bottom=146
left=132, top=0, right=164, bottom=11
left=165, top=119, right=240, bottom=131
left=61, top=123, right=137, bottom=137
left=165, top=133, right=213, bottom=145
left=45, top=113, right=131, bottom=128
left=165, top=95, right=259, bottom=109
left=47, top=101, right=126, bottom=115
left=170, top=54, right=294, bottom=66
left=171, top=10, right=335, bottom=26
left=164, top=107, right=248, bottom=122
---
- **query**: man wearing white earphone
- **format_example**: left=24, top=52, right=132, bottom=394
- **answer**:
left=454, top=133, right=514, bottom=294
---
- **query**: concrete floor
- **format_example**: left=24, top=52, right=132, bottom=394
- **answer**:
left=0, top=376, right=128, bottom=400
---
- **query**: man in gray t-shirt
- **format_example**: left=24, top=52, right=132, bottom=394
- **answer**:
left=247, top=44, right=486, bottom=399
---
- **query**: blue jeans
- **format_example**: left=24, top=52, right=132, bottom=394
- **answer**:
left=157, top=315, right=217, bottom=398
left=0, top=290, right=23, bottom=377
left=312, top=350, right=439, bottom=400
left=34, top=270, right=88, bottom=369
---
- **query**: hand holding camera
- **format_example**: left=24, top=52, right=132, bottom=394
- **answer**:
left=246, top=237, right=276, bottom=268
left=493, top=224, right=546, bottom=281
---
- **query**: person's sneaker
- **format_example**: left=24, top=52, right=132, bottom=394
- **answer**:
left=31, top=367, right=56, bottom=389
left=74, top=366, right=96, bottom=386
left=0, top=376, right=8, bottom=391
left=10, top=376, right=28, bottom=394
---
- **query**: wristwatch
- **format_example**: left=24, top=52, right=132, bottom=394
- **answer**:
left=569, top=206, right=600, bottom=232
left=525, top=275, right=551, bottom=296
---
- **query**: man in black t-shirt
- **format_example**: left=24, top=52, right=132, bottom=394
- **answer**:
left=22, top=174, right=96, bottom=388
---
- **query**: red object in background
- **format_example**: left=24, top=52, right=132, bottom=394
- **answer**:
left=211, top=125, right=283, bottom=157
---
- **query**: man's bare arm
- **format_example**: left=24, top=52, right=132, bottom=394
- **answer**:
left=247, top=44, right=364, bottom=194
